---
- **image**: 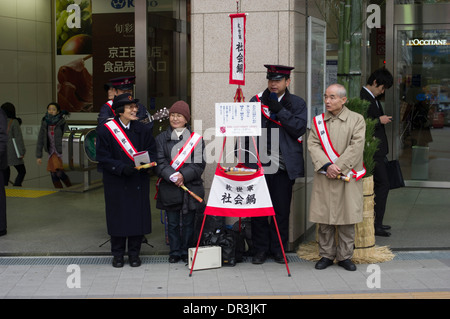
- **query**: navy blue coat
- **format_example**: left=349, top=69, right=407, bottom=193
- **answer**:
left=245, top=88, right=307, bottom=180
left=96, top=117, right=156, bottom=237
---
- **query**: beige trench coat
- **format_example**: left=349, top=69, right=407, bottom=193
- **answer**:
left=308, top=106, right=366, bottom=225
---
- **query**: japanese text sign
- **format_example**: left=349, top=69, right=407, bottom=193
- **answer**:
left=215, top=102, right=261, bottom=137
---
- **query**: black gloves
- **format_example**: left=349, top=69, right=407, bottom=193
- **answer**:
left=266, top=99, right=283, bottom=113
left=122, top=165, right=136, bottom=176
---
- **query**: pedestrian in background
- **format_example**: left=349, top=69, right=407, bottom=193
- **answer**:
left=1, top=102, right=26, bottom=187
left=0, top=108, right=8, bottom=236
left=36, top=102, right=72, bottom=188
left=361, top=68, right=394, bottom=237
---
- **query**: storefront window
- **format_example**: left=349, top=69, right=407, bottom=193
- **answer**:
left=54, top=0, right=190, bottom=128
left=146, top=0, right=191, bottom=134
left=397, top=28, right=450, bottom=182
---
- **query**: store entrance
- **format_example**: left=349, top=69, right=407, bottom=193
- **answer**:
left=395, top=26, right=450, bottom=187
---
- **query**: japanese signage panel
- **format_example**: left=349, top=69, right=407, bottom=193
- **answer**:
left=215, top=102, right=261, bottom=137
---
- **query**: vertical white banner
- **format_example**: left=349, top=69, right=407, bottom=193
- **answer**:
left=229, top=13, right=246, bottom=85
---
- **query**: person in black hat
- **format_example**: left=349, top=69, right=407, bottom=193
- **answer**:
left=97, top=76, right=153, bottom=128
left=239, top=64, right=307, bottom=264
left=96, top=93, right=157, bottom=267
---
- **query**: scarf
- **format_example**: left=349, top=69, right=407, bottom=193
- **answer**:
left=44, top=111, right=67, bottom=125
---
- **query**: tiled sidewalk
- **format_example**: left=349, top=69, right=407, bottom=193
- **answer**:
left=1, top=252, right=449, bottom=299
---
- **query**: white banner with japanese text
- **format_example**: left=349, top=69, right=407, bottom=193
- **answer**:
left=204, top=166, right=275, bottom=217
left=229, top=13, right=246, bottom=85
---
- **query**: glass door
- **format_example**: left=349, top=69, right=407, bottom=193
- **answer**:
left=396, top=26, right=450, bottom=187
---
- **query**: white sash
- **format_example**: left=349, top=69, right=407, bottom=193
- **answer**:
left=106, top=100, right=115, bottom=116
left=256, top=94, right=303, bottom=143
left=170, top=132, right=202, bottom=171
left=104, top=120, right=138, bottom=161
left=313, top=113, right=366, bottom=180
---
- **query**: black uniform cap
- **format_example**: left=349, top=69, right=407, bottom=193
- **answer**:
left=264, top=64, right=294, bottom=80
left=112, top=93, right=139, bottom=110
left=109, top=76, right=136, bottom=90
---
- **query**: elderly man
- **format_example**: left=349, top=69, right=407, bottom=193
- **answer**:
left=308, top=84, right=366, bottom=271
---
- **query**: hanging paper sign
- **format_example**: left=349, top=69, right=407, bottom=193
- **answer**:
left=229, top=13, right=246, bottom=85
left=215, top=102, right=261, bottom=137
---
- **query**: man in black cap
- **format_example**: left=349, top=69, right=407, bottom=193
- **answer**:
left=96, top=93, right=157, bottom=267
left=97, top=76, right=153, bottom=128
left=241, top=65, right=307, bottom=264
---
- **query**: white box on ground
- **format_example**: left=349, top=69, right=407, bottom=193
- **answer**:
left=188, top=246, right=222, bottom=270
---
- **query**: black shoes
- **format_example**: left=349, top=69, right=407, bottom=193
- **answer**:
left=375, top=227, right=391, bottom=237
left=252, top=252, right=267, bottom=264
left=338, top=259, right=357, bottom=271
left=112, top=256, right=124, bottom=268
left=375, top=224, right=391, bottom=236
left=169, top=255, right=181, bottom=263
left=315, top=257, right=334, bottom=270
left=273, top=253, right=287, bottom=264
left=112, top=256, right=141, bottom=267
left=252, top=252, right=288, bottom=264
left=129, top=256, right=142, bottom=267
left=315, top=257, right=356, bottom=271
left=169, top=255, right=188, bottom=263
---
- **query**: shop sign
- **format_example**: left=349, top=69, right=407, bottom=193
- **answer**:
left=407, top=39, right=448, bottom=46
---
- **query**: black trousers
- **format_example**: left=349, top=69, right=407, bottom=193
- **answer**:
left=110, top=235, right=143, bottom=258
left=251, top=169, right=294, bottom=255
left=0, top=170, right=6, bottom=233
left=3, top=164, right=26, bottom=186
left=373, top=156, right=390, bottom=227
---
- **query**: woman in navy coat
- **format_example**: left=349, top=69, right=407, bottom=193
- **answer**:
left=96, top=93, right=157, bottom=267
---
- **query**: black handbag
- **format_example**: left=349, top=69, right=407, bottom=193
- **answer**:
left=387, top=160, right=405, bottom=189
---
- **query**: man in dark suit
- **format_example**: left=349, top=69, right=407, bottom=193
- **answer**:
left=360, top=68, right=394, bottom=237
left=0, top=108, right=8, bottom=236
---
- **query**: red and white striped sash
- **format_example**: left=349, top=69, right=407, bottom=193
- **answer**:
left=313, top=113, right=366, bottom=180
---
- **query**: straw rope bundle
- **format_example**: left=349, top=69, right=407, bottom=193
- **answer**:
left=297, top=176, right=395, bottom=264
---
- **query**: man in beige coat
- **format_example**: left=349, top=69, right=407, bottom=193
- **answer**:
left=308, top=84, right=366, bottom=271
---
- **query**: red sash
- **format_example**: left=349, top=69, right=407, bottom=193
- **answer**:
left=256, top=94, right=303, bottom=143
